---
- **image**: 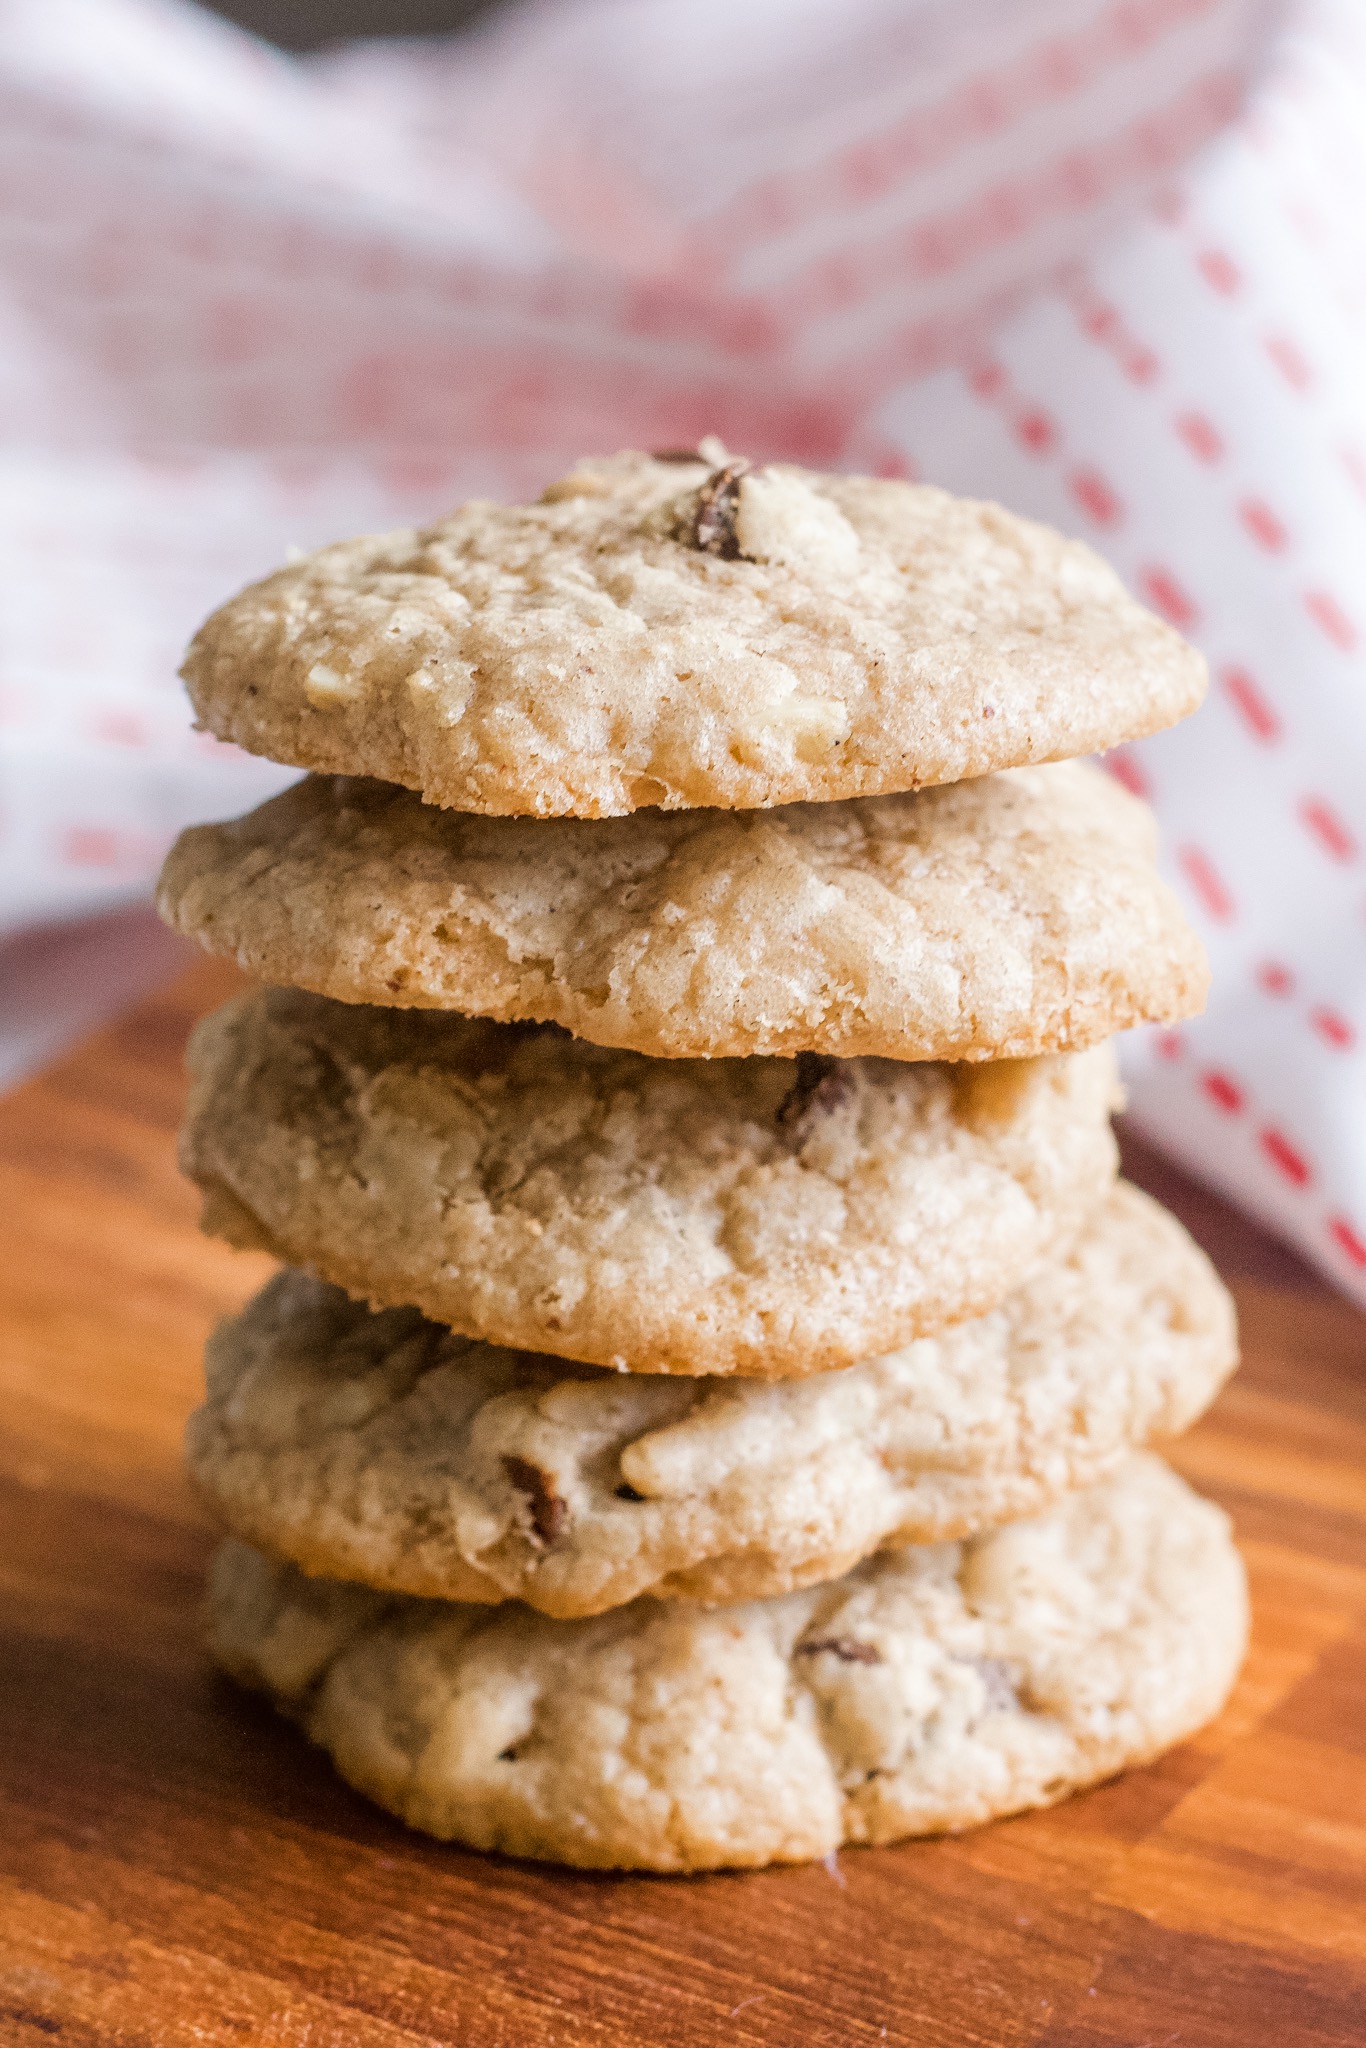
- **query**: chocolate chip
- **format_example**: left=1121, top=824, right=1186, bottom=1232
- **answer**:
left=502, top=1455, right=568, bottom=1544
left=797, top=1635, right=882, bottom=1666
left=614, top=1483, right=645, bottom=1502
left=690, top=461, right=750, bottom=559
left=776, top=1052, right=856, bottom=1135
left=296, top=1040, right=359, bottom=1128
left=960, top=1655, right=1019, bottom=1713
left=652, top=446, right=706, bottom=463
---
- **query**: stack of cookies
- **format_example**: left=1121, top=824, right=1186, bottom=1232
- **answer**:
left=157, top=445, right=1247, bottom=1873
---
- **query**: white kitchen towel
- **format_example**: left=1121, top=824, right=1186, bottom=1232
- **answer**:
left=2, top=0, right=1363, bottom=1302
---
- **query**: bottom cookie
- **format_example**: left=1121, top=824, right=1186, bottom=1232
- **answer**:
left=208, top=1454, right=1246, bottom=1873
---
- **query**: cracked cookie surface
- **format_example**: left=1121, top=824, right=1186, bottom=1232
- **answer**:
left=180, top=449, right=1205, bottom=818
left=181, top=990, right=1120, bottom=1377
left=159, top=762, right=1207, bottom=1063
left=187, top=1185, right=1236, bottom=1616
left=206, top=1454, right=1247, bottom=1870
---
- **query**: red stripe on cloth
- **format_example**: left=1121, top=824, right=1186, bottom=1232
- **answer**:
left=1329, top=1217, right=1366, bottom=1268
left=1265, top=333, right=1314, bottom=390
left=1014, top=407, right=1058, bottom=453
left=60, top=827, right=124, bottom=868
left=1311, top=1007, right=1356, bottom=1051
left=58, top=827, right=164, bottom=872
left=1202, top=1070, right=1244, bottom=1113
left=201, top=294, right=280, bottom=370
left=1304, top=590, right=1358, bottom=652
left=1175, top=411, right=1224, bottom=461
left=1261, top=1128, right=1311, bottom=1187
left=1239, top=498, right=1289, bottom=551
left=1299, top=797, right=1358, bottom=863
left=1178, top=844, right=1236, bottom=920
left=91, top=712, right=151, bottom=749
left=1066, top=274, right=1162, bottom=382
left=967, top=359, right=1008, bottom=399
left=849, top=438, right=917, bottom=480
left=1222, top=665, right=1282, bottom=741
left=1197, top=247, right=1241, bottom=295
left=1103, top=749, right=1150, bottom=797
left=1069, top=467, right=1123, bottom=524
left=1140, top=565, right=1199, bottom=629
left=1075, top=295, right=1121, bottom=341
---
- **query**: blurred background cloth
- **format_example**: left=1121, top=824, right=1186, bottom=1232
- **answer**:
left=2, top=0, right=1364, bottom=1305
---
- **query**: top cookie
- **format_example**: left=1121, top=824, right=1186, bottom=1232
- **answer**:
left=181, top=446, right=1206, bottom=817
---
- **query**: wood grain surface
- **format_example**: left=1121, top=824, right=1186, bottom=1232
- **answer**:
left=1, top=960, right=1363, bottom=2047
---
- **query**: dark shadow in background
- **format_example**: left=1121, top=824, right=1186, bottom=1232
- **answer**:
left=201, top=0, right=504, bottom=49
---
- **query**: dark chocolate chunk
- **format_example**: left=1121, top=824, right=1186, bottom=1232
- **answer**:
left=690, top=461, right=750, bottom=559
left=614, top=1482, right=646, bottom=1502
left=959, top=1655, right=1020, bottom=1713
left=652, top=447, right=706, bottom=463
left=502, top=1455, right=569, bottom=1544
left=797, top=1635, right=883, bottom=1666
left=776, top=1051, right=856, bottom=1135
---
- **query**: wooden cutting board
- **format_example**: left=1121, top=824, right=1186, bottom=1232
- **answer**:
left=1, top=960, right=1363, bottom=2047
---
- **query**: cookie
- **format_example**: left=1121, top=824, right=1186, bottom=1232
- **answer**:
left=187, top=1185, right=1237, bottom=1618
left=158, top=762, right=1208, bottom=1064
left=180, top=448, right=1205, bottom=818
left=182, top=990, right=1120, bottom=1377
left=206, top=1454, right=1246, bottom=1871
